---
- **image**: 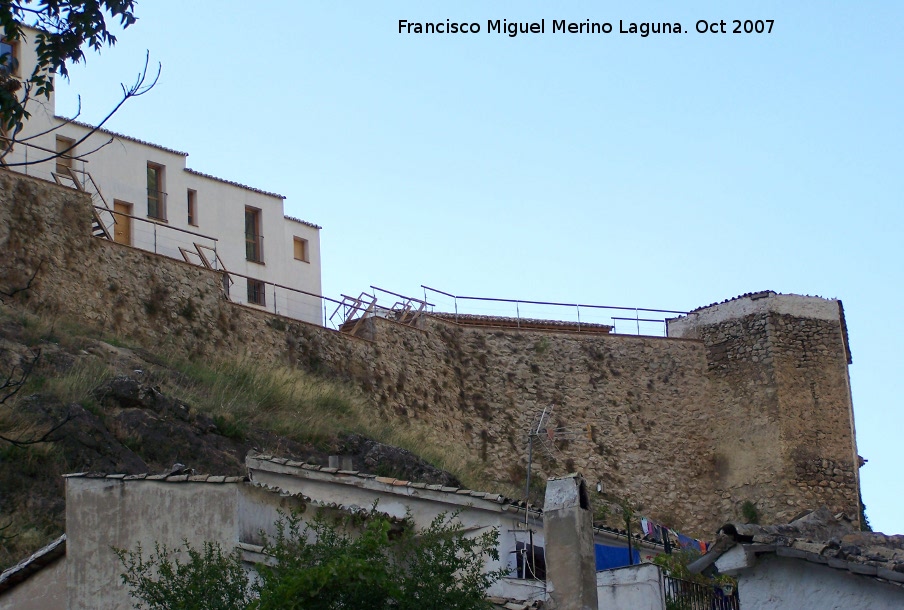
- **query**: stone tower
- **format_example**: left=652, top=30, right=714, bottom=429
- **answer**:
left=668, top=291, right=861, bottom=526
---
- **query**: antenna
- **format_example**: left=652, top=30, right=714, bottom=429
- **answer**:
left=522, top=404, right=588, bottom=526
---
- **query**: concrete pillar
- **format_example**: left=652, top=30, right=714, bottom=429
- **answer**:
left=543, top=474, right=598, bottom=610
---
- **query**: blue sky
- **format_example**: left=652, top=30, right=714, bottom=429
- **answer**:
left=54, top=1, right=902, bottom=533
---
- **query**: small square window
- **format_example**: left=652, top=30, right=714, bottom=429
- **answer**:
left=247, top=279, right=266, bottom=306
left=293, top=237, right=309, bottom=262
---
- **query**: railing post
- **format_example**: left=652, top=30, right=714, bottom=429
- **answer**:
left=576, top=304, right=581, bottom=331
left=454, top=296, right=458, bottom=323
left=516, top=301, right=521, bottom=329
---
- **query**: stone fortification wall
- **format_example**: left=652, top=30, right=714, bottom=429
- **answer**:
left=0, top=172, right=861, bottom=535
left=668, top=293, right=860, bottom=527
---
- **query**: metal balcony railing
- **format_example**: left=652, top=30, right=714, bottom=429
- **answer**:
left=663, top=575, right=739, bottom=610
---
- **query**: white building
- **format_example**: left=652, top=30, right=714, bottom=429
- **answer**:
left=1, top=28, right=323, bottom=325
left=689, top=508, right=904, bottom=610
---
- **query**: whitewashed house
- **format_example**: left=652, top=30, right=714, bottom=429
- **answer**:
left=689, top=508, right=904, bottom=610
left=1, top=28, right=323, bottom=325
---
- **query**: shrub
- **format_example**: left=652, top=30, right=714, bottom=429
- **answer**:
left=118, top=509, right=505, bottom=610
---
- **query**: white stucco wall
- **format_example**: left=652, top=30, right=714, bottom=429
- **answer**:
left=5, top=27, right=323, bottom=325
left=65, top=478, right=242, bottom=610
left=63, top=477, right=306, bottom=610
left=596, top=563, right=666, bottom=610
left=247, top=459, right=658, bottom=603
left=735, top=555, right=904, bottom=610
left=248, top=464, right=524, bottom=598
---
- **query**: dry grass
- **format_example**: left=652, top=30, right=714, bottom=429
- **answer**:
left=41, top=358, right=112, bottom=406
left=164, top=357, right=486, bottom=488
left=0, top=305, right=489, bottom=491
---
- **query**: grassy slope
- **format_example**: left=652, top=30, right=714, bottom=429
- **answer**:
left=0, top=305, right=490, bottom=570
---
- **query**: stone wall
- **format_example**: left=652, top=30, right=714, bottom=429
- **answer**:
left=0, top=171, right=861, bottom=535
left=669, top=293, right=860, bottom=527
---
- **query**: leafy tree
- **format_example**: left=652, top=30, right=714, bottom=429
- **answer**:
left=0, top=0, right=157, bottom=166
left=1, top=1, right=136, bottom=129
left=116, top=541, right=255, bottom=610
left=118, top=509, right=506, bottom=610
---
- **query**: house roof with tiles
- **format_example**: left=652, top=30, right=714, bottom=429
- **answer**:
left=0, top=534, right=66, bottom=595
left=284, top=214, right=322, bottom=230
left=246, top=452, right=664, bottom=548
left=690, top=508, right=904, bottom=587
left=428, top=313, right=613, bottom=334
left=62, top=471, right=249, bottom=484
left=184, top=168, right=285, bottom=199
left=56, top=116, right=190, bottom=157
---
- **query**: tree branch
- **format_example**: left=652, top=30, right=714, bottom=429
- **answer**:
left=0, top=259, right=44, bottom=302
left=0, top=348, right=39, bottom=405
left=0, top=408, right=72, bottom=447
left=1, top=52, right=160, bottom=167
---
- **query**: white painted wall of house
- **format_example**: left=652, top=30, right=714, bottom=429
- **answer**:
left=5, top=28, right=323, bottom=325
left=734, top=554, right=904, bottom=610
left=596, top=563, right=666, bottom=610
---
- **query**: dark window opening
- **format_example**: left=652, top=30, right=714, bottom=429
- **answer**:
left=245, top=207, right=263, bottom=262
left=187, top=189, right=197, bottom=226
left=147, top=164, right=166, bottom=220
left=514, top=542, right=546, bottom=580
left=247, top=279, right=266, bottom=306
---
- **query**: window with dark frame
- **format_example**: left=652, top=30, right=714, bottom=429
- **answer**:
left=187, top=189, right=197, bottom=226
left=147, top=163, right=166, bottom=220
left=247, top=279, right=266, bottom=306
left=0, top=38, right=18, bottom=77
left=245, top=207, right=263, bottom=262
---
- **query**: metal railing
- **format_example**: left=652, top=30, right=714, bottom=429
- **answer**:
left=421, top=286, right=687, bottom=336
left=99, top=206, right=218, bottom=262
left=663, top=576, right=738, bottom=610
left=0, top=137, right=84, bottom=174
left=223, top=269, right=371, bottom=329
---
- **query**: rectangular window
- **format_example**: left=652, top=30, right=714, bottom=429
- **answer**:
left=0, top=38, right=17, bottom=77
left=247, top=279, right=266, bottom=306
left=55, top=136, right=75, bottom=176
left=187, top=189, right=197, bottom=226
left=147, top=163, right=166, bottom=220
left=293, top=236, right=309, bottom=262
left=515, top=542, right=546, bottom=580
left=245, top=207, right=263, bottom=262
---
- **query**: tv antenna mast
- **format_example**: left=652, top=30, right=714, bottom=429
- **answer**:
left=523, top=404, right=586, bottom=526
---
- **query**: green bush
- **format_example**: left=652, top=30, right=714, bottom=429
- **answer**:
left=118, top=509, right=506, bottom=610
left=116, top=541, right=254, bottom=610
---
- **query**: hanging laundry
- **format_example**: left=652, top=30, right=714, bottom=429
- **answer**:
left=595, top=544, right=641, bottom=570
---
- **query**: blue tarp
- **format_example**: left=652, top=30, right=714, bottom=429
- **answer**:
left=594, top=544, right=640, bottom=571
